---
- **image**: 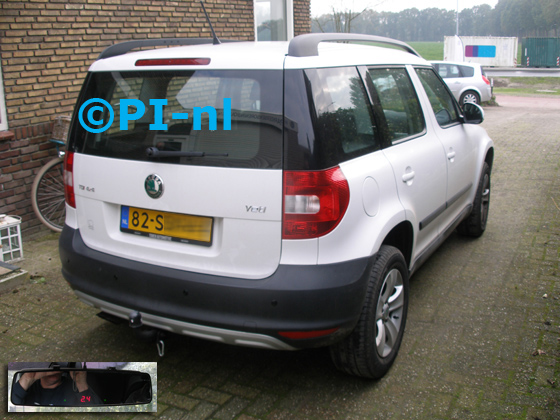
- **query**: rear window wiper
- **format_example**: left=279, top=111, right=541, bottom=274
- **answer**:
left=146, top=147, right=228, bottom=158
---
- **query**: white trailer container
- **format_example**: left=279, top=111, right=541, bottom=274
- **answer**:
left=444, top=36, right=518, bottom=67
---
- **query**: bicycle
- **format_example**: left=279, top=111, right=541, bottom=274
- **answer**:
left=31, top=116, right=71, bottom=232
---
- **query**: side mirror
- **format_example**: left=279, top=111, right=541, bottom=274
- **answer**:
left=462, top=102, right=484, bottom=124
left=11, top=368, right=152, bottom=407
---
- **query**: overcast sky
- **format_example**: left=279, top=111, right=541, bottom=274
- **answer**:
left=311, top=0, right=499, bottom=16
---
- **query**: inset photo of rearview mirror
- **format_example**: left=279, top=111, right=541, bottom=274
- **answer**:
left=8, top=362, right=156, bottom=413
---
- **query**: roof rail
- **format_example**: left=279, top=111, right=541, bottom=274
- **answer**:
left=287, top=33, right=421, bottom=58
left=97, top=38, right=235, bottom=60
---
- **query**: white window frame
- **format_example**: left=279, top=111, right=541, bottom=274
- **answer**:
left=0, top=62, right=8, bottom=131
left=254, top=0, right=294, bottom=41
left=286, top=0, right=294, bottom=40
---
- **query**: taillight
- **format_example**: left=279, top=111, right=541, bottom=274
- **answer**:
left=64, top=151, right=76, bottom=209
left=482, top=75, right=490, bottom=85
left=283, top=167, right=350, bottom=240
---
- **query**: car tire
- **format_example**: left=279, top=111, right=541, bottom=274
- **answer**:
left=458, top=162, right=491, bottom=237
left=460, top=90, right=480, bottom=105
left=330, top=245, right=409, bottom=379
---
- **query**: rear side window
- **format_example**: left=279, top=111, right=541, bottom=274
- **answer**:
left=368, top=68, right=425, bottom=143
left=415, top=68, right=460, bottom=127
left=437, top=64, right=460, bottom=78
left=70, top=70, right=283, bottom=169
left=459, top=65, right=475, bottom=77
left=284, top=67, right=379, bottom=170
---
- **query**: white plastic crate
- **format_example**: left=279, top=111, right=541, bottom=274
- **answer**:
left=0, top=215, right=23, bottom=263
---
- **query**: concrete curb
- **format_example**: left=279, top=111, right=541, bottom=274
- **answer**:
left=0, top=268, right=29, bottom=294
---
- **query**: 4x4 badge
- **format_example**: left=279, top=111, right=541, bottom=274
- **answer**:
left=145, top=174, right=164, bottom=199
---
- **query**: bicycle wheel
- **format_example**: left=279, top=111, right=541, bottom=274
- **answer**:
left=31, top=157, right=66, bottom=232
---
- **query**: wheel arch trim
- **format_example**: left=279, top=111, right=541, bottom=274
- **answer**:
left=380, top=220, right=414, bottom=269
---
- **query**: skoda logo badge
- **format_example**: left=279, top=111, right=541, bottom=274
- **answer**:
left=145, top=174, right=163, bottom=199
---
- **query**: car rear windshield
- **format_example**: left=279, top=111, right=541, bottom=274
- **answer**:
left=69, top=70, right=283, bottom=169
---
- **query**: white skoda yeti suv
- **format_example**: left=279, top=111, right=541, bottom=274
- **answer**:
left=60, top=33, right=494, bottom=379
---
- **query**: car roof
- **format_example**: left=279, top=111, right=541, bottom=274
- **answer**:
left=431, top=60, right=481, bottom=68
left=90, top=40, right=429, bottom=72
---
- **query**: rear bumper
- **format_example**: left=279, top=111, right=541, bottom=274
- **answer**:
left=59, top=226, right=372, bottom=350
left=481, top=85, right=492, bottom=102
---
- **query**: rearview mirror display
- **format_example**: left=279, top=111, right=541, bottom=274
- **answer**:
left=8, top=362, right=156, bottom=412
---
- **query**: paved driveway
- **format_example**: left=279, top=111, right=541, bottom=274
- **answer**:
left=1, top=95, right=559, bottom=419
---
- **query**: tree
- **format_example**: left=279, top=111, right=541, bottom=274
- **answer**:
left=311, top=0, right=558, bottom=41
left=501, top=0, right=532, bottom=36
left=313, top=6, right=368, bottom=33
left=540, top=0, right=560, bottom=36
left=459, top=8, right=475, bottom=36
left=472, top=4, right=495, bottom=36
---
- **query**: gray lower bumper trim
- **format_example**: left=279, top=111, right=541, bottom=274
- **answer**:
left=75, top=291, right=296, bottom=351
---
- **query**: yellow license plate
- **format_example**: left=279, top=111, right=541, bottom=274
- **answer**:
left=120, top=206, right=213, bottom=246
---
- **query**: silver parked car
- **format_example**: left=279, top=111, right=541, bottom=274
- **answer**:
left=431, top=61, right=492, bottom=105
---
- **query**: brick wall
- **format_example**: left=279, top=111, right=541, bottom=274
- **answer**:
left=0, top=124, right=54, bottom=235
left=1, top=0, right=257, bottom=130
left=0, top=0, right=310, bottom=237
left=293, top=0, right=311, bottom=36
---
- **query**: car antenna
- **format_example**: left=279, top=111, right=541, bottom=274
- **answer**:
left=199, top=1, right=221, bottom=45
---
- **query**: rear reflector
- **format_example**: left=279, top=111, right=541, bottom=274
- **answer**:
left=285, top=195, right=320, bottom=214
left=278, top=328, right=339, bottom=340
left=283, top=167, right=350, bottom=240
left=135, top=58, right=210, bottom=66
left=64, top=151, right=76, bottom=209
